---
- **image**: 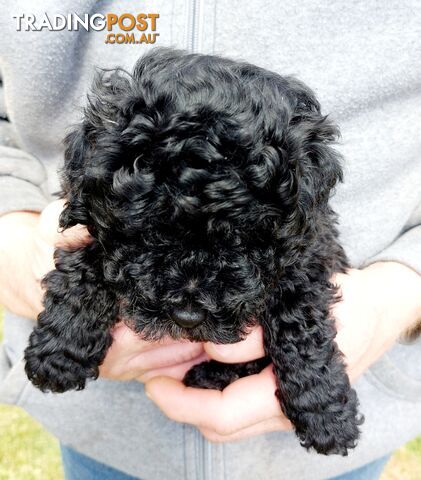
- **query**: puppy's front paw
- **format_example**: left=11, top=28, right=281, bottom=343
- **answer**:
left=24, top=328, right=97, bottom=393
left=183, top=358, right=270, bottom=391
left=294, top=388, right=363, bottom=455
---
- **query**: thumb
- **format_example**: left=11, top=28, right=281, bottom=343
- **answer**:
left=204, top=325, right=265, bottom=363
left=38, top=199, right=91, bottom=248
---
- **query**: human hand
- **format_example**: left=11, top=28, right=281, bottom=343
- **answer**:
left=145, top=262, right=421, bottom=442
left=99, top=322, right=207, bottom=382
left=146, top=325, right=293, bottom=441
left=0, top=200, right=90, bottom=319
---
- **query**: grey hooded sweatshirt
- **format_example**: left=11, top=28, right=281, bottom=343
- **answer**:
left=0, top=1, right=421, bottom=479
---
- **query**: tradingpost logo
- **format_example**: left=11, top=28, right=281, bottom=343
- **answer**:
left=13, top=12, right=160, bottom=45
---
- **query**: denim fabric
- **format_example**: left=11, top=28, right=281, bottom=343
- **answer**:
left=327, top=455, right=391, bottom=480
left=61, top=445, right=141, bottom=480
left=61, top=444, right=391, bottom=480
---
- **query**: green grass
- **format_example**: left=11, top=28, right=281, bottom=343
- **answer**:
left=382, top=437, right=421, bottom=480
left=0, top=310, right=63, bottom=480
left=0, top=310, right=419, bottom=479
left=0, top=405, right=63, bottom=480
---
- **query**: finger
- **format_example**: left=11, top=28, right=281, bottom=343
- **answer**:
left=126, top=341, right=205, bottom=372
left=137, top=352, right=210, bottom=382
left=57, top=224, right=92, bottom=248
left=109, top=322, right=179, bottom=353
left=146, top=365, right=281, bottom=435
left=199, top=415, right=292, bottom=443
left=110, top=322, right=204, bottom=357
left=19, top=280, right=44, bottom=320
left=37, top=200, right=65, bottom=244
left=32, top=234, right=55, bottom=278
left=204, top=325, right=265, bottom=363
left=110, top=322, right=153, bottom=351
left=346, top=367, right=361, bottom=385
left=101, top=343, right=205, bottom=380
left=100, top=323, right=205, bottom=378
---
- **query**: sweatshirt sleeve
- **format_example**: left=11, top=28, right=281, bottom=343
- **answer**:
left=364, top=202, right=421, bottom=276
left=0, top=78, right=48, bottom=216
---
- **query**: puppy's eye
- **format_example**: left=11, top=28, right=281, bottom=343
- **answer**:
left=185, top=155, right=211, bottom=170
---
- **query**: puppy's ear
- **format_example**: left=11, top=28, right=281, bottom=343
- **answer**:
left=59, top=124, right=92, bottom=229
left=285, top=85, right=343, bottom=221
left=59, top=68, right=132, bottom=231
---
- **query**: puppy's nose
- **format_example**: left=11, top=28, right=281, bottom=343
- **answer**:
left=172, top=307, right=206, bottom=329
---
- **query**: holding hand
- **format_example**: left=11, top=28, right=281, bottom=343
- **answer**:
left=99, top=322, right=206, bottom=383
left=145, top=263, right=421, bottom=442
left=0, top=200, right=90, bottom=320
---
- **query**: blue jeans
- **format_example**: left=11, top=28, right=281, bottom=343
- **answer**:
left=327, top=454, right=391, bottom=480
left=61, top=445, right=391, bottom=480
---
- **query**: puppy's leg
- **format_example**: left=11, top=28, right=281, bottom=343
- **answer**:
left=183, top=357, right=270, bottom=390
left=24, top=244, right=117, bottom=393
left=263, top=280, right=362, bottom=455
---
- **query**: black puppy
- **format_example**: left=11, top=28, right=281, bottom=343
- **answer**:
left=24, top=48, right=362, bottom=455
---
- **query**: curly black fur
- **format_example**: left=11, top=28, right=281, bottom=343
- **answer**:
left=24, top=48, right=363, bottom=455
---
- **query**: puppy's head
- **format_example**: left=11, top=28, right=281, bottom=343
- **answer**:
left=60, top=48, right=342, bottom=343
